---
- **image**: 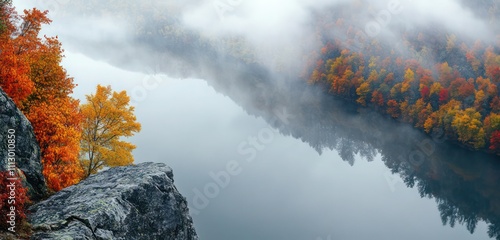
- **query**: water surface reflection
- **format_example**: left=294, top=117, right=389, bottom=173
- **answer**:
left=202, top=72, right=500, bottom=239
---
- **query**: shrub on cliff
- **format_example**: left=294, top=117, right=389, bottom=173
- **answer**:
left=0, top=171, right=31, bottom=236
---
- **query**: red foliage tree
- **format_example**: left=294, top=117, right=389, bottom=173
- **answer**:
left=420, top=86, right=430, bottom=100
left=387, top=100, right=400, bottom=118
left=487, top=66, right=500, bottom=84
left=0, top=171, right=30, bottom=231
left=371, top=90, right=385, bottom=107
left=456, top=79, right=475, bottom=99
left=489, top=131, right=500, bottom=152
left=439, top=88, right=450, bottom=104
left=491, top=96, right=500, bottom=113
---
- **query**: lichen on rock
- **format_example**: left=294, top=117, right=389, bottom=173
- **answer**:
left=29, top=162, right=198, bottom=240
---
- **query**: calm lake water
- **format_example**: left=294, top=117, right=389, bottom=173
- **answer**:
left=130, top=76, right=500, bottom=240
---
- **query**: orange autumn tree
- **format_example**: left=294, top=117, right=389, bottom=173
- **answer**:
left=80, top=85, right=141, bottom=178
left=0, top=5, right=84, bottom=191
left=19, top=9, right=83, bottom=191
left=0, top=2, right=34, bottom=104
left=28, top=99, right=83, bottom=191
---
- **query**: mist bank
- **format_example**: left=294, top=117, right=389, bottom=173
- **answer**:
left=15, top=1, right=498, bottom=156
left=17, top=0, right=496, bottom=82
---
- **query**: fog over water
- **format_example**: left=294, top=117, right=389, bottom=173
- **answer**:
left=13, top=0, right=498, bottom=76
left=12, top=0, right=500, bottom=239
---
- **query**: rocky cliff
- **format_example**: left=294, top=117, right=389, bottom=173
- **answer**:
left=0, top=88, right=48, bottom=200
left=29, top=162, right=198, bottom=240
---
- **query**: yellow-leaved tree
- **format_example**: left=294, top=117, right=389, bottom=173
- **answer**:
left=80, top=85, right=141, bottom=178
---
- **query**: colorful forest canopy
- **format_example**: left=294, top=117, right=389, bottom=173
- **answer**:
left=306, top=1, right=500, bottom=155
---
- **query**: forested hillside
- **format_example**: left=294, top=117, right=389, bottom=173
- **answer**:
left=306, top=0, right=500, bottom=155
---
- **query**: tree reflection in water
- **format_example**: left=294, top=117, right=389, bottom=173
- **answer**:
left=205, top=71, right=500, bottom=239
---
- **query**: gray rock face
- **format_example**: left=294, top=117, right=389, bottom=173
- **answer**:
left=0, top=88, right=48, bottom=200
left=29, top=162, right=198, bottom=240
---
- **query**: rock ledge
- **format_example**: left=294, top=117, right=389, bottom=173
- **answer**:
left=29, top=162, right=198, bottom=240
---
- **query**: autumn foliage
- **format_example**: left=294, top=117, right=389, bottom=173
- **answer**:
left=18, top=12, right=83, bottom=191
left=0, top=3, right=84, bottom=191
left=80, top=85, right=141, bottom=178
left=28, top=99, right=83, bottom=191
left=307, top=9, right=500, bottom=155
left=0, top=3, right=34, bottom=105
left=0, top=171, right=30, bottom=233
